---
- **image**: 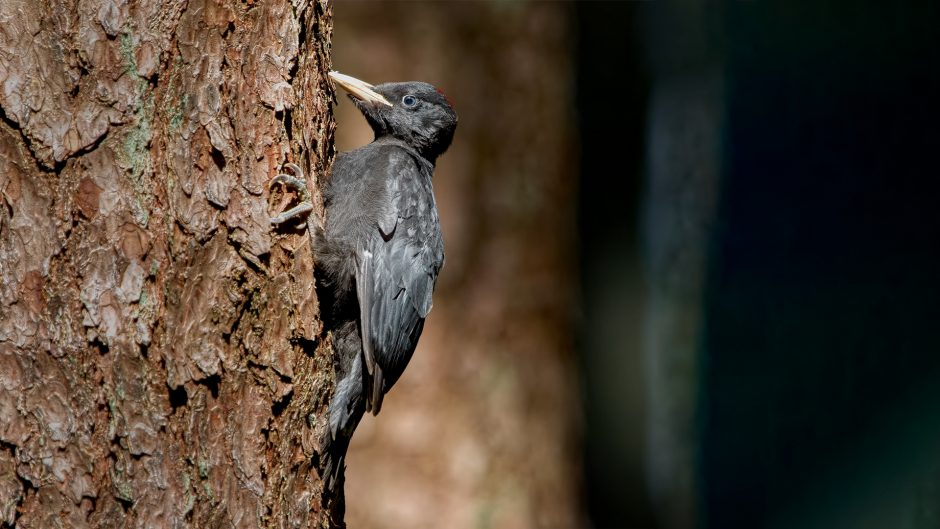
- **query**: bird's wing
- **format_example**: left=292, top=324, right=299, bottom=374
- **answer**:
left=354, top=148, right=443, bottom=415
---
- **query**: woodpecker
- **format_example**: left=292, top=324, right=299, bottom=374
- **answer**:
left=270, top=71, right=457, bottom=489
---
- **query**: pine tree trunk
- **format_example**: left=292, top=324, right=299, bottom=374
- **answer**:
left=0, top=0, right=340, bottom=527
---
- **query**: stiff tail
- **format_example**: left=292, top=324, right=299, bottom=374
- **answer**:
left=321, top=320, right=366, bottom=491
left=321, top=433, right=352, bottom=492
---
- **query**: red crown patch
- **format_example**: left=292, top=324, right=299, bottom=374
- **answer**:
left=436, top=87, right=453, bottom=107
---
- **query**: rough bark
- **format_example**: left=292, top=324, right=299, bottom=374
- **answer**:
left=0, top=0, right=339, bottom=527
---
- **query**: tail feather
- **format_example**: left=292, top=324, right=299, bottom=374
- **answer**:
left=321, top=435, right=349, bottom=492
left=320, top=320, right=365, bottom=490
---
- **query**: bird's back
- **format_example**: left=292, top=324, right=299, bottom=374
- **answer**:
left=325, top=140, right=443, bottom=412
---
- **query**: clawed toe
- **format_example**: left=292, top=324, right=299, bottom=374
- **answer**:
left=270, top=163, right=312, bottom=226
left=280, top=163, right=304, bottom=179
left=270, top=202, right=314, bottom=226
left=271, top=163, right=308, bottom=195
left=271, top=175, right=307, bottom=194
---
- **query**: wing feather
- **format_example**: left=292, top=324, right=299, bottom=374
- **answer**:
left=356, top=249, right=376, bottom=376
left=353, top=146, right=443, bottom=416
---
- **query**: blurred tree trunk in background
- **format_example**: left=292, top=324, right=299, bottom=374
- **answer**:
left=332, top=3, right=583, bottom=529
left=642, top=71, right=722, bottom=529
left=0, top=0, right=341, bottom=526
left=641, top=5, right=724, bottom=528
left=577, top=4, right=724, bottom=528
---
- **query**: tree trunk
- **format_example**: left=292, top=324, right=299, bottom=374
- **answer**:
left=0, top=0, right=340, bottom=527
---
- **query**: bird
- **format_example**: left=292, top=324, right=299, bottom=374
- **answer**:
left=269, top=71, right=457, bottom=490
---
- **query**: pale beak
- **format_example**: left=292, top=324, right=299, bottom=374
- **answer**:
left=329, top=71, right=392, bottom=107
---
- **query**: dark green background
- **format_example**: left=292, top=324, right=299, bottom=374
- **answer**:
left=578, top=3, right=940, bottom=528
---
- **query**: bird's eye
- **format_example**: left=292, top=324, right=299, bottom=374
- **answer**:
left=402, top=95, right=418, bottom=107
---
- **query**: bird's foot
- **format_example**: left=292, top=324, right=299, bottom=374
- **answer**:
left=270, top=202, right=314, bottom=226
left=269, top=163, right=313, bottom=226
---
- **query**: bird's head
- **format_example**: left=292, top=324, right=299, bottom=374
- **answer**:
left=329, top=71, right=458, bottom=162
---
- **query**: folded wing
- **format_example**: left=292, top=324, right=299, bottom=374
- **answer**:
left=354, top=147, right=443, bottom=415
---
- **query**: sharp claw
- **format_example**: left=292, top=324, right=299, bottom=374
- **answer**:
left=283, top=163, right=303, bottom=178
left=271, top=174, right=308, bottom=192
left=270, top=202, right=314, bottom=225
left=270, top=163, right=307, bottom=189
left=270, top=163, right=313, bottom=228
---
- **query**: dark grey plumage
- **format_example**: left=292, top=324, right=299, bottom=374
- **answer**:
left=312, top=74, right=457, bottom=489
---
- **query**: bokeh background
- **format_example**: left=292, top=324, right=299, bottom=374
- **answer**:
left=331, top=3, right=940, bottom=529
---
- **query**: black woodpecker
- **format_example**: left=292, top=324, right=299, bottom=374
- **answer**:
left=269, top=71, right=457, bottom=489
